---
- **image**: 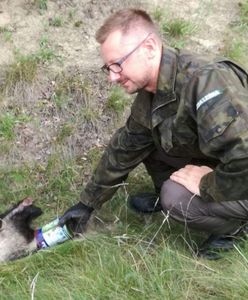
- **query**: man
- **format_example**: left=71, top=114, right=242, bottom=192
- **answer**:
left=59, top=9, right=248, bottom=259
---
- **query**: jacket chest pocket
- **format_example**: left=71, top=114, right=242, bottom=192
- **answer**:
left=197, top=97, right=238, bottom=143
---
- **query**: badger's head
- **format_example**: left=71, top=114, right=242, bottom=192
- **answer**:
left=0, top=198, right=43, bottom=262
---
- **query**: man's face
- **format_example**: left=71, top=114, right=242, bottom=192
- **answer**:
left=100, top=30, right=152, bottom=94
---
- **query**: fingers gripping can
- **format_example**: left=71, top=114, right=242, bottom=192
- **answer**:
left=35, top=218, right=72, bottom=249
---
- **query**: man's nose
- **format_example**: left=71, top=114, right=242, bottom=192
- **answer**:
left=108, top=71, right=121, bottom=83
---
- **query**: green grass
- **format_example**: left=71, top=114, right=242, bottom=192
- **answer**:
left=49, top=16, right=64, bottom=27
left=161, top=18, right=196, bottom=38
left=221, top=39, right=247, bottom=64
left=1, top=183, right=248, bottom=299
left=106, top=86, right=131, bottom=115
left=0, top=112, right=17, bottom=140
left=1, top=162, right=248, bottom=299
left=0, top=112, right=30, bottom=141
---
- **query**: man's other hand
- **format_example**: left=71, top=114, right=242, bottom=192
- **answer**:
left=170, top=165, right=213, bottom=196
left=59, top=202, right=94, bottom=234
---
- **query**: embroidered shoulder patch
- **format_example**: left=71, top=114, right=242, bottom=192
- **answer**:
left=196, top=90, right=223, bottom=110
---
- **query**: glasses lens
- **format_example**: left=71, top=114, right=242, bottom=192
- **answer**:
left=109, top=63, right=122, bottom=73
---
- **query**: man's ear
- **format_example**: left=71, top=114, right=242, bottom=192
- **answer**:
left=143, top=35, right=158, bottom=59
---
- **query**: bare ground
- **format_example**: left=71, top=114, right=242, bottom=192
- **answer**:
left=0, top=0, right=246, bottom=167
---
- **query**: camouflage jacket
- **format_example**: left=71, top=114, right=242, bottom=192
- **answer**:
left=81, top=47, right=248, bottom=209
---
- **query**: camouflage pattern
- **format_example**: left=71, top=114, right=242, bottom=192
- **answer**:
left=81, top=47, right=248, bottom=209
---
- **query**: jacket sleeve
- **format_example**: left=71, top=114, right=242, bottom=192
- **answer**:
left=80, top=114, right=155, bottom=209
left=186, top=62, right=248, bottom=202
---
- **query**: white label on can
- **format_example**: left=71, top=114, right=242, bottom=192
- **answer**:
left=42, top=225, right=69, bottom=247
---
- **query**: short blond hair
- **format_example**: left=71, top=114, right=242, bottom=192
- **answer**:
left=96, top=9, right=159, bottom=44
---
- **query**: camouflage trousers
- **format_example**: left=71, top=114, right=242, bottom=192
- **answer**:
left=143, top=149, right=248, bottom=235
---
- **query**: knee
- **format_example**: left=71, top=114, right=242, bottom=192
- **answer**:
left=160, top=179, right=192, bottom=212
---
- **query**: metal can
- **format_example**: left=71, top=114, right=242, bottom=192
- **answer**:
left=35, top=218, right=72, bottom=249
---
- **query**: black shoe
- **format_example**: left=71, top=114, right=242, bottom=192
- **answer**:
left=196, top=234, right=239, bottom=260
left=128, top=192, right=162, bottom=213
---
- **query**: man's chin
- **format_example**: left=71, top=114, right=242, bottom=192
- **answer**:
left=122, top=83, right=139, bottom=94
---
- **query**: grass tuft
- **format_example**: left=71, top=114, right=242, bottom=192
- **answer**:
left=4, top=55, right=38, bottom=88
left=221, top=39, right=247, bottom=64
left=106, top=86, right=131, bottom=115
left=162, top=18, right=196, bottom=38
left=49, top=16, right=64, bottom=27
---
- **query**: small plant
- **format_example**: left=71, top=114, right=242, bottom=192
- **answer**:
left=106, top=86, right=131, bottom=114
left=162, top=18, right=196, bottom=38
left=49, top=16, right=64, bottom=27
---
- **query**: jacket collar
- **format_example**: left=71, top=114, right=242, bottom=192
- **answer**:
left=152, top=47, right=178, bottom=127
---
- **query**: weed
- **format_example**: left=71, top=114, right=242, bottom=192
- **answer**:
left=162, top=18, right=196, bottom=38
left=49, top=16, right=64, bottom=27
left=106, top=86, right=131, bottom=114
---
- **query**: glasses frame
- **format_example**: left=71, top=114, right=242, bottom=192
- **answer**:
left=101, top=33, right=151, bottom=75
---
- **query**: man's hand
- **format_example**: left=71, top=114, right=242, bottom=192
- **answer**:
left=59, top=202, right=94, bottom=235
left=170, top=165, right=213, bottom=196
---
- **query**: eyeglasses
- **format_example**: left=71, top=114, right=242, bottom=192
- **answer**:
left=101, top=33, right=151, bottom=75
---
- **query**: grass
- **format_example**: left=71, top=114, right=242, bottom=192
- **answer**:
left=106, top=86, right=132, bottom=115
left=221, top=39, right=247, bottom=64
left=56, top=123, right=75, bottom=144
left=1, top=36, right=59, bottom=94
left=0, top=1, right=248, bottom=299
left=240, top=0, right=248, bottom=25
left=162, top=18, right=196, bottom=39
left=1, top=176, right=248, bottom=299
left=49, top=16, right=64, bottom=27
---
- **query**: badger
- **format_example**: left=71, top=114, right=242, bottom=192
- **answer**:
left=0, top=197, right=42, bottom=262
